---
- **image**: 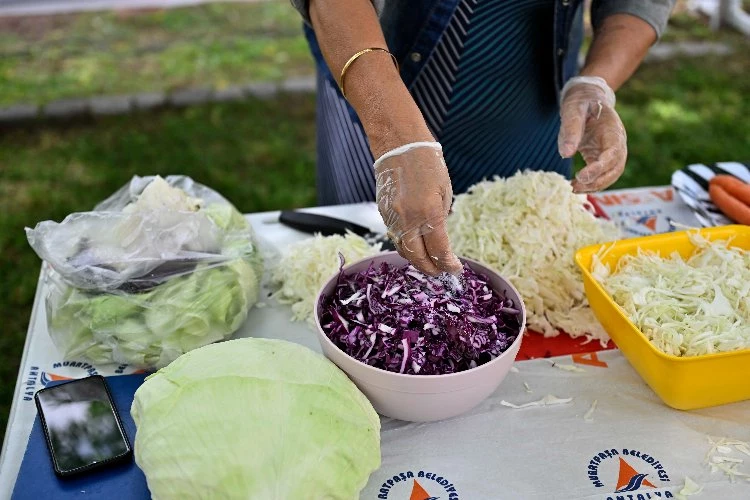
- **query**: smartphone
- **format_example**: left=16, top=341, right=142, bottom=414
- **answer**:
left=34, top=375, right=133, bottom=477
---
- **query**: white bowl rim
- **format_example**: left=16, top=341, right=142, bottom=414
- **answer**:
left=313, top=251, right=527, bottom=380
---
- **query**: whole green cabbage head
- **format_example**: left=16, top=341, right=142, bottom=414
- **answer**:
left=130, top=338, right=382, bottom=499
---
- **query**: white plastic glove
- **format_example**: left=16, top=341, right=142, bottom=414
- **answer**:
left=373, top=142, right=463, bottom=276
left=558, top=76, right=627, bottom=193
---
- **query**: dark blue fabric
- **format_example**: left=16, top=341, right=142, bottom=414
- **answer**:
left=437, top=0, right=570, bottom=193
left=304, top=0, right=583, bottom=97
left=304, top=0, right=583, bottom=205
left=12, top=375, right=150, bottom=500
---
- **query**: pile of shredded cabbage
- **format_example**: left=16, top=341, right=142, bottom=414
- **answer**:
left=447, top=171, right=620, bottom=344
left=270, top=232, right=383, bottom=324
left=593, top=233, right=750, bottom=356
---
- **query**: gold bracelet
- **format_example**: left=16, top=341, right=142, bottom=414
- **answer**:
left=339, top=47, right=399, bottom=99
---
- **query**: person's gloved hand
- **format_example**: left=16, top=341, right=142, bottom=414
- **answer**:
left=374, top=142, right=463, bottom=276
left=558, top=76, right=627, bottom=193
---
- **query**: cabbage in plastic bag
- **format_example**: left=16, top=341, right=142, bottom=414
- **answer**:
left=27, top=176, right=242, bottom=291
left=131, top=338, right=381, bottom=500
left=27, top=176, right=263, bottom=368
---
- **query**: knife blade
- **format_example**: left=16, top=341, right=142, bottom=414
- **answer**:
left=278, top=210, right=396, bottom=251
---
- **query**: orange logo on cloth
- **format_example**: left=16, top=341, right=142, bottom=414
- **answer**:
left=591, top=188, right=673, bottom=207
left=615, top=457, right=656, bottom=493
left=41, top=369, right=145, bottom=387
left=40, top=371, right=73, bottom=386
left=377, top=470, right=458, bottom=499
left=410, top=479, right=439, bottom=500
left=572, top=352, right=608, bottom=368
left=637, top=215, right=659, bottom=232
left=587, top=447, right=671, bottom=493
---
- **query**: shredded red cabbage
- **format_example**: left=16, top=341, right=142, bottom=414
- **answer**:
left=319, top=260, right=522, bottom=375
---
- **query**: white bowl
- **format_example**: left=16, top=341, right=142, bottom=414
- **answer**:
left=314, top=252, right=526, bottom=422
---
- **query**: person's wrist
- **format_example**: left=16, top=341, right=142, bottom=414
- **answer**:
left=577, top=66, right=616, bottom=91
left=363, top=92, right=434, bottom=159
left=367, top=111, right=434, bottom=160
left=561, top=75, right=616, bottom=108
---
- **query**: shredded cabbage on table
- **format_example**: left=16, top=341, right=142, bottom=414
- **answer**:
left=594, top=233, right=750, bottom=357
left=447, top=171, right=620, bottom=344
left=270, top=232, right=383, bottom=324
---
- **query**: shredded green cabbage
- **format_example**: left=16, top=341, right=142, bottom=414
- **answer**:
left=583, top=399, right=597, bottom=422
left=447, top=171, right=620, bottom=344
left=704, top=436, right=750, bottom=484
left=594, top=233, right=750, bottom=357
left=500, top=394, right=573, bottom=409
left=271, top=232, right=383, bottom=324
left=675, top=476, right=703, bottom=499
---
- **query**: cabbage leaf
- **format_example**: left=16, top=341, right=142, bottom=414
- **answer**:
left=131, top=338, right=381, bottom=499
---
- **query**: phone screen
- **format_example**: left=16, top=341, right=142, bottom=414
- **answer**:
left=35, top=376, right=131, bottom=475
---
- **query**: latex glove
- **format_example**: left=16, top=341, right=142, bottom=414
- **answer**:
left=558, top=76, right=627, bottom=193
left=373, top=142, right=463, bottom=276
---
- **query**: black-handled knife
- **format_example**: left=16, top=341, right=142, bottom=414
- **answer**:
left=278, top=210, right=396, bottom=250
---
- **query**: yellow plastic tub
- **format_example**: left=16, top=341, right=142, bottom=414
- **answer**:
left=575, top=225, right=750, bottom=410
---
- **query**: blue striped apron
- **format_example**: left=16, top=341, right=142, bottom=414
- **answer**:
left=315, top=0, right=570, bottom=205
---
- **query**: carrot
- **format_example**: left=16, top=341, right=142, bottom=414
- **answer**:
left=709, top=184, right=750, bottom=225
left=709, top=175, right=750, bottom=205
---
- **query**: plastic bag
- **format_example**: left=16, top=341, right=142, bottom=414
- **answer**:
left=26, top=175, right=263, bottom=369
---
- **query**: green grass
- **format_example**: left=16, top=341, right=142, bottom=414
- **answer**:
left=0, top=2, right=313, bottom=106
left=610, top=52, right=750, bottom=188
left=0, top=0, right=743, bottom=109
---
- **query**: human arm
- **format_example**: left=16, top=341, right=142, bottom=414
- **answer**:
left=308, top=1, right=431, bottom=157
left=303, top=0, right=463, bottom=275
left=558, top=1, right=676, bottom=192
